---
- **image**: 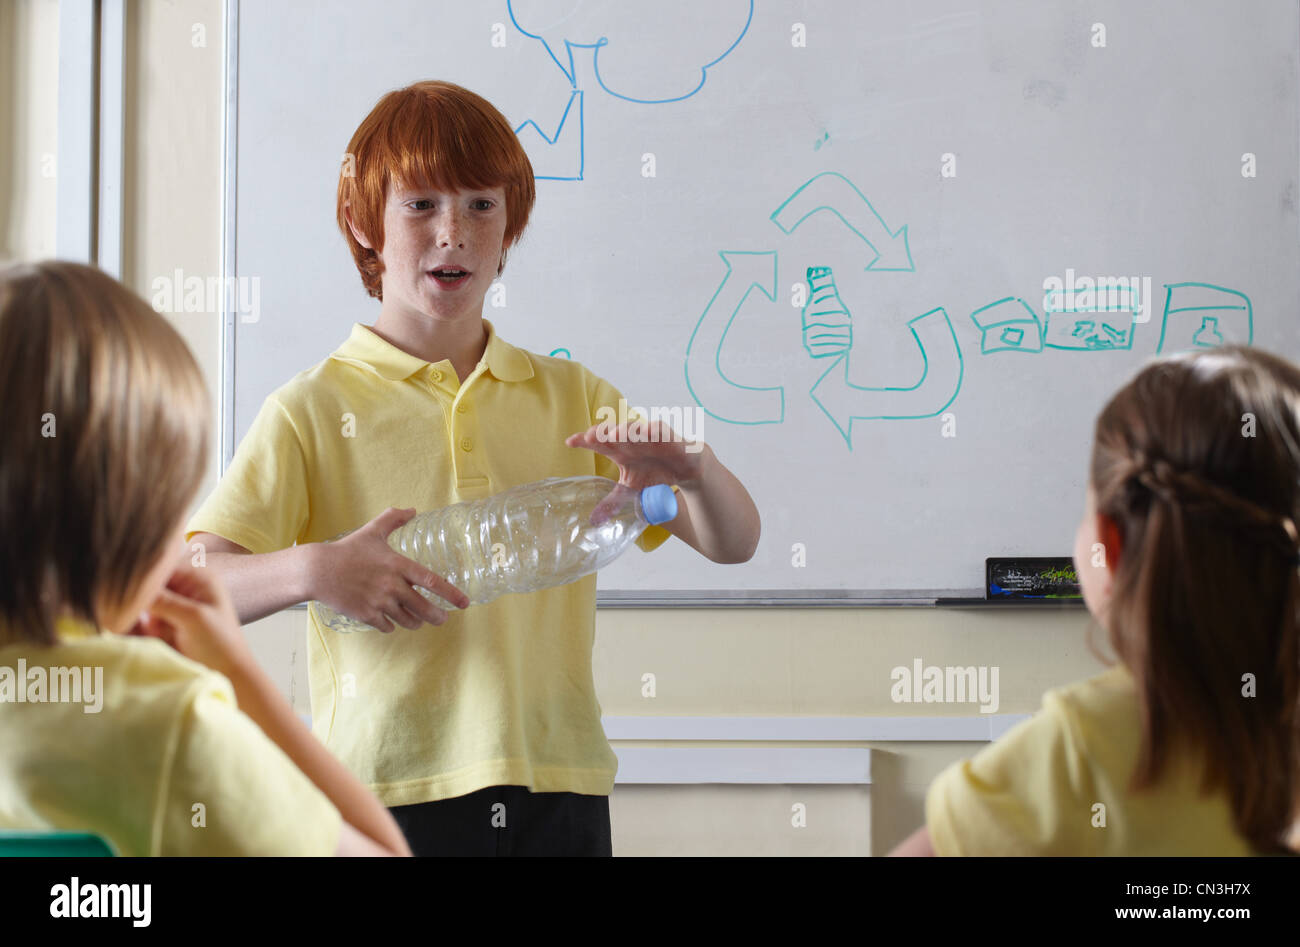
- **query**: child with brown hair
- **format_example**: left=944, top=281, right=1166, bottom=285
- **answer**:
left=893, top=345, right=1300, bottom=856
left=0, top=261, right=411, bottom=856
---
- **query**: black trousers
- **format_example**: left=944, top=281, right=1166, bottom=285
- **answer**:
left=388, top=785, right=612, bottom=857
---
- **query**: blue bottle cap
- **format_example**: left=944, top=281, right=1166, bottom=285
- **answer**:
left=639, top=484, right=678, bottom=525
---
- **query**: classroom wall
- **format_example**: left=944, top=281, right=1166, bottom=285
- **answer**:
left=121, top=0, right=224, bottom=417
left=0, top=0, right=59, bottom=261
left=2, top=0, right=1108, bottom=856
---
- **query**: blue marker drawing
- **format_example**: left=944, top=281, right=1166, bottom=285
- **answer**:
left=508, top=0, right=752, bottom=179
left=802, top=266, right=853, bottom=359
left=514, top=90, right=585, bottom=182
left=770, top=172, right=914, bottom=272
left=1156, top=282, right=1253, bottom=352
left=684, top=251, right=784, bottom=425
left=1043, top=287, right=1138, bottom=350
left=1193, top=317, right=1225, bottom=347
left=969, top=297, right=1044, bottom=354
left=549, top=347, right=572, bottom=359
left=809, top=305, right=964, bottom=447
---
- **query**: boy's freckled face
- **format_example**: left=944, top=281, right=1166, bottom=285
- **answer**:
left=377, top=183, right=510, bottom=325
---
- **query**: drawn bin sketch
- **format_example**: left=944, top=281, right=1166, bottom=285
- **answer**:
left=1043, top=287, right=1138, bottom=350
left=1156, top=282, right=1254, bottom=352
left=969, top=297, right=1045, bottom=354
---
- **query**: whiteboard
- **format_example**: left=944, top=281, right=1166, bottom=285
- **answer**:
left=225, top=0, right=1300, bottom=600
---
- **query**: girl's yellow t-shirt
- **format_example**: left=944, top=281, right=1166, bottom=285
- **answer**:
left=926, top=664, right=1259, bottom=856
left=0, top=618, right=342, bottom=855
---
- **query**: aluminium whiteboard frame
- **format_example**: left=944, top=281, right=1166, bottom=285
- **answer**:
left=54, top=0, right=124, bottom=275
left=96, top=0, right=124, bottom=278
left=220, top=0, right=239, bottom=477
left=55, top=0, right=96, bottom=263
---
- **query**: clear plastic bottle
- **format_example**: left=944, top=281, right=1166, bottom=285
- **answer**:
left=310, top=476, right=678, bottom=633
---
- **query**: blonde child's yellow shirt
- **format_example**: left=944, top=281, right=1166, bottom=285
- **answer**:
left=0, top=618, right=342, bottom=855
left=926, top=664, right=1256, bottom=855
left=186, top=319, right=672, bottom=806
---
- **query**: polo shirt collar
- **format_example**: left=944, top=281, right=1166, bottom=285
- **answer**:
left=0, top=614, right=101, bottom=646
left=56, top=615, right=102, bottom=639
left=331, top=318, right=533, bottom=383
left=481, top=320, right=534, bottom=382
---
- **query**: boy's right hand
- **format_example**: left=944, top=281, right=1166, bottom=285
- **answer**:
left=310, top=507, right=469, bottom=633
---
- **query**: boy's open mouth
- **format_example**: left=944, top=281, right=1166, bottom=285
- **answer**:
left=429, top=267, right=470, bottom=285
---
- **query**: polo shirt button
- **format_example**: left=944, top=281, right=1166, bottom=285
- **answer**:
left=460, top=437, right=473, bottom=451
left=431, top=370, right=443, bottom=382
left=456, top=403, right=468, bottom=414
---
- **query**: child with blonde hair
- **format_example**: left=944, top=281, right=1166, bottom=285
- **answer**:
left=893, top=346, right=1300, bottom=856
left=0, top=261, right=411, bottom=856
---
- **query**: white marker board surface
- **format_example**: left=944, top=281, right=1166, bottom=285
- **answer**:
left=227, top=0, right=1300, bottom=600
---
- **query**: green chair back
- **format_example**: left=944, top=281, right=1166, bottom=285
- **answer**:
left=0, top=831, right=115, bottom=856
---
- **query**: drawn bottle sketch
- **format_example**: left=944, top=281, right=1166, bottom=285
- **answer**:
left=802, top=266, right=854, bottom=359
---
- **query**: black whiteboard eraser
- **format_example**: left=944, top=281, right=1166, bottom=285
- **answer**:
left=985, top=557, right=1082, bottom=600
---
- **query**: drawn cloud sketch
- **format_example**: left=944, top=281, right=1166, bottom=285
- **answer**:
left=509, top=0, right=752, bottom=178
left=508, top=0, right=751, bottom=101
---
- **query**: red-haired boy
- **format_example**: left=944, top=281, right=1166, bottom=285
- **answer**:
left=188, top=81, right=760, bottom=855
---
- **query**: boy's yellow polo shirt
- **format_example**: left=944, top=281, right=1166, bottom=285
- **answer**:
left=925, top=664, right=1257, bottom=855
left=0, top=618, right=342, bottom=855
left=187, top=319, right=672, bottom=805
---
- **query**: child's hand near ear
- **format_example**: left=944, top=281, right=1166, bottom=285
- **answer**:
left=131, top=557, right=414, bottom=856
left=128, top=563, right=255, bottom=681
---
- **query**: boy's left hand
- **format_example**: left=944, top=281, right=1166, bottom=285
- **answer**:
left=565, top=419, right=704, bottom=489
left=565, top=419, right=705, bottom=523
